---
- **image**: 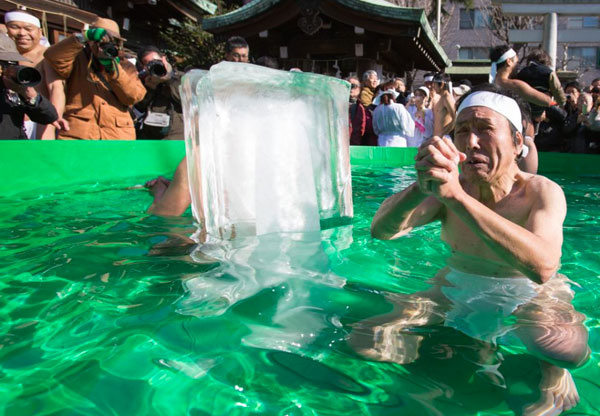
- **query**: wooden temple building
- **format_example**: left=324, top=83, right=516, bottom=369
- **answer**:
left=202, top=0, right=450, bottom=78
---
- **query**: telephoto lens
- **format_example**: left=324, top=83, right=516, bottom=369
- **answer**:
left=147, top=60, right=167, bottom=77
left=3, top=64, right=42, bottom=87
left=100, top=43, right=119, bottom=59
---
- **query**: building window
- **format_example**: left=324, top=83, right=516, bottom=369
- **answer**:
left=567, top=16, right=600, bottom=29
left=568, top=47, right=599, bottom=68
left=459, top=9, right=490, bottom=30
left=458, top=47, right=489, bottom=60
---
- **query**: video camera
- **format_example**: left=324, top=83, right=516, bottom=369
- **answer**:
left=139, top=59, right=167, bottom=78
left=1, top=62, right=41, bottom=87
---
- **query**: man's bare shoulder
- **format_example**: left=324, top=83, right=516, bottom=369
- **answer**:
left=520, top=172, right=566, bottom=206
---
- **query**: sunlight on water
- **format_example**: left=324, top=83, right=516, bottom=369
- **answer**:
left=0, top=168, right=599, bottom=415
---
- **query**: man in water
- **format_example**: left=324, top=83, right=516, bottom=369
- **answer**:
left=146, top=36, right=251, bottom=215
left=354, top=84, right=589, bottom=415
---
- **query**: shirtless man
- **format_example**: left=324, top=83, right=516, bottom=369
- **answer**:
left=431, top=73, right=455, bottom=137
left=489, top=46, right=553, bottom=110
left=353, top=84, right=589, bottom=415
left=5, top=9, right=66, bottom=139
left=423, top=72, right=436, bottom=110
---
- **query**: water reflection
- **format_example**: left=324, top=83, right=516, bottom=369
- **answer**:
left=350, top=266, right=589, bottom=415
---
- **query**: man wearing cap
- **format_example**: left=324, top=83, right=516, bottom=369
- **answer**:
left=0, top=33, right=64, bottom=139
left=44, top=17, right=146, bottom=140
left=4, top=9, right=66, bottom=139
left=360, top=84, right=589, bottom=414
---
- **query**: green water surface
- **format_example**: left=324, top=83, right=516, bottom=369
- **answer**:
left=0, top=167, right=599, bottom=415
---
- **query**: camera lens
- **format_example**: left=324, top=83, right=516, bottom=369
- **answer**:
left=147, top=60, right=167, bottom=77
left=101, top=43, right=119, bottom=58
left=4, top=65, right=41, bottom=87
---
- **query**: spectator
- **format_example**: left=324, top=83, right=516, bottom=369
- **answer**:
left=359, top=69, right=378, bottom=107
left=372, top=88, right=415, bottom=147
left=406, top=86, right=433, bottom=147
left=393, top=77, right=408, bottom=105
left=589, top=78, right=600, bottom=92
left=255, top=56, right=278, bottom=69
left=431, top=73, right=456, bottom=137
left=44, top=17, right=146, bottom=140
left=134, top=45, right=183, bottom=140
left=4, top=9, right=66, bottom=139
left=452, top=83, right=471, bottom=101
left=347, top=75, right=366, bottom=145
left=0, top=33, right=65, bottom=139
left=563, top=81, right=587, bottom=153
left=225, top=36, right=249, bottom=63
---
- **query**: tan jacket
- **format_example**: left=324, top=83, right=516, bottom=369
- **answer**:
left=359, top=86, right=376, bottom=107
left=44, top=36, right=146, bottom=140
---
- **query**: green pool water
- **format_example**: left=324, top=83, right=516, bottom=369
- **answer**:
left=0, top=165, right=599, bottom=416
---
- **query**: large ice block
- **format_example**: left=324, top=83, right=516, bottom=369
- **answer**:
left=180, top=63, right=353, bottom=238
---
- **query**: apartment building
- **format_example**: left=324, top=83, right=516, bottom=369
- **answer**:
left=434, top=0, right=600, bottom=88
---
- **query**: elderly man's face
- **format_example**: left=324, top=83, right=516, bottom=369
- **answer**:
left=364, top=73, right=378, bottom=89
left=6, top=20, right=41, bottom=53
left=225, top=47, right=249, bottom=63
left=454, top=106, right=520, bottom=183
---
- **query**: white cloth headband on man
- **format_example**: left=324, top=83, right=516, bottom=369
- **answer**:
left=456, top=91, right=523, bottom=134
left=4, top=11, right=41, bottom=28
left=489, top=48, right=516, bottom=83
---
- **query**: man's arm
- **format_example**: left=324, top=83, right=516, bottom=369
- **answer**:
left=43, top=36, right=82, bottom=80
left=38, top=60, right=66, bottom=140
left=371, top=183, right=444, bottom=240
left=105, top=60, right=147, bottom=106
left=147, top=157, right=192, bottom=216
left=501, top=78, right=553, bottom=107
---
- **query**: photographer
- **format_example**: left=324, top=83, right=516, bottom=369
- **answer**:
left=0, top=33, right=66, bottom=140
left=133, top=45, right=183, bottom=140
left=4, top=9, right=66, bottom=139
left=44, top=18, right=146, bottom=140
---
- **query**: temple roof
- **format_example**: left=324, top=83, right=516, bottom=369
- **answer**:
left=203, top=0, right=450, bottom=71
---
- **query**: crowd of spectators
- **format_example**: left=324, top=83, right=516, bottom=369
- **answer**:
left=1, top=8, right=599, bottom=156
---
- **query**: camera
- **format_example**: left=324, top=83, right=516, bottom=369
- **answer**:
left=2, top=64, right=41, bottom=87
left=100, top=42, right=119, bottom=59
left=141, top=59, right=167, bottom=78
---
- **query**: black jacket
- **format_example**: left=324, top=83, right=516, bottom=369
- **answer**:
left=134, top=71, right=183, bottom=140
left=1, top=81, right=58, bottom=140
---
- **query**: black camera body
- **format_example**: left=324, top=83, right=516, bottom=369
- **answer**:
left=2, top=63, right=41, bottom=87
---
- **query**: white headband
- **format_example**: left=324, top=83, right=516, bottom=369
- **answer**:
left=424, top=75, right=434, bottom=82
left=489, top=48, right=516, bottom=83
left=456, top=91, right=522, bottom=133
left=4, top=11, right=41, bottom=28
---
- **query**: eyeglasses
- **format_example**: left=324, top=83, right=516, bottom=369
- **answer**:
left=351, top=84, right=360, bottom=89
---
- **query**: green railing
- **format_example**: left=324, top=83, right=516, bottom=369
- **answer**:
left=0, top=141, right=598, bottom=196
